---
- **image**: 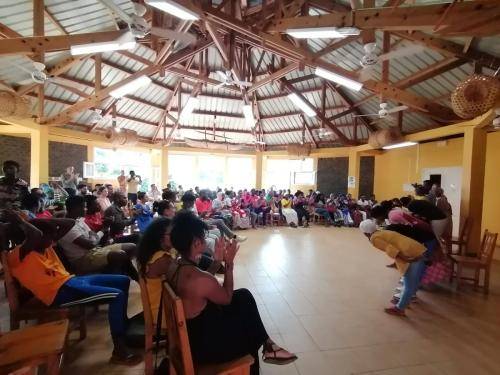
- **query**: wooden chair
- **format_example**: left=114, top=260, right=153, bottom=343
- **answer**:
left=161, top=281, right=254, bottom=375
left=267, top=212, right=282, bottom=227
left=449, top=230, right=498, bottom=294
left=313, top=212, right=325, bottom=225
left=0, top=319, right=69, bottom=375
left=451, top=217, right=471, bottom=255
left=1, top=251, right=112, bottom=339
left=139, top=275, right=166, bottom=375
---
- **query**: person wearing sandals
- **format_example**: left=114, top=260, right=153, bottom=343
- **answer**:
left=359, top=219, right=426, bottom=317
left=167, top=212, right=297, bottom=374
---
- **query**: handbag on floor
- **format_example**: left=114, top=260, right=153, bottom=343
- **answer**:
left=421, top=260, right=452, bottom=285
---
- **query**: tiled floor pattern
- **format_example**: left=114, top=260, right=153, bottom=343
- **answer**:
left=2, top=226, right=500, bottom=374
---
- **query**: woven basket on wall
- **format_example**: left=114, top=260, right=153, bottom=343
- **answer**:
left=451, top=75, right=500, bottom=119
left=0, top=90, right=30, bottom=117
left=368, top=128, right=402, bottom=149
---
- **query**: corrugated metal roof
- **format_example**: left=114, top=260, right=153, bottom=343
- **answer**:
left=1, top=0, right=499, bottom=148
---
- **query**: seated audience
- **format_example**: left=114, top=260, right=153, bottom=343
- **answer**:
left=0, top=160, right=29, bottom=214
left=137, top=217, right=223, bottom=325
left=21, top=192, right=53, bottom=219
left=165, top=212, right=297, bottom=374
left=147, top=184, right=162, bottom=202
left=5, top=213, right=140, bottom=365
left=360, top=219, right=426, bottom=317
left=134, top=192, right=154, bottom=232
left=96, top=186, right=111, bottom=212
left=104, top=192, right=140, bottom=244
left=314, top=193, right=332, bottom=226
left=280, top=194, right=298, bottom=228
left=293, top=191, right=310, bottom=227
left=61, top=195, right=138, bottom=279
left=84, top=195, right=104, bottom=232
left=156, top=199, right=176, bottom=218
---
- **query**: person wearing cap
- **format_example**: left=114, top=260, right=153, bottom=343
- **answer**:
left=359, top=219, right=426, bottom=316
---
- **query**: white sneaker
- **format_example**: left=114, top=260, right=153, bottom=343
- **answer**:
left=235, top=235, right=247, bottom=243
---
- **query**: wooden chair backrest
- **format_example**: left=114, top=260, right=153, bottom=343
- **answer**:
left=479, top=230, right=498, bottom=263
left=162, top=281, right=195, bottom=375
left=459, top=217, right=471, bottom=243
left=0, top=251, right=20, bottom=314
left=138, top=276, right=154, bottom=351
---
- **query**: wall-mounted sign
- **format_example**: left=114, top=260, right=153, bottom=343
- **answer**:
left=348, top=175, right=356, bottom=188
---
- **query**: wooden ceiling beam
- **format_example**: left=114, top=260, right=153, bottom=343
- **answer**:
left=392, top=30, right=500, bottom=71
left=0, top=29, right=128, bottom=56
left=280, top=78, right=353, bottom=145
left=41, top=39, right=213, bottom=125
left=266, top=1, right=500, bottom=34
left=202, top=6, right=459, bottom=122
left=247, top=62, right=298, bottom=94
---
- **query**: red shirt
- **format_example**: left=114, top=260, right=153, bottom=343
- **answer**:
left=195, top=198, right=212, bottom=215
left=85, top=212, right=103, bottom=232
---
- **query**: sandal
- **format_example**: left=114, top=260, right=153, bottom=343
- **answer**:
left=384, top=306, right=406, bottom=317
left=262, top=342, right=297, bottom=365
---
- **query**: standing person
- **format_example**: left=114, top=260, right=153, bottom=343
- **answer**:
left=5, top=212, right=141, bottom=365
left=76, top=184, right=88, bottom=196
left=134, top=192, right=154, bottom=233
left=166, top=212, right=297, bottom=374
left=407, top=199, right=448, bottom=242
left=435, top=187, right=453, bottom=246
left=105, top=184, right=114, bottom=196
left=0, top=160, right=29, bottom=213
left=359, top=220, right=426, bottom=317
left=126, top=171, right=141, bottom=205
left=60, top=166, right=79, bottom=195
left=117, top=170, right=127, bottom=193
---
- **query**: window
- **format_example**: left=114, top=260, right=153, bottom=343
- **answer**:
left=226, top=157, right=255, bottom=190
left=169, top=154, right=197, bottom=188
left=198, top=155, right=225, bottom=189
left=265, top=158, right=315, bottom=189
left=93, top=147, right=151, bottom=190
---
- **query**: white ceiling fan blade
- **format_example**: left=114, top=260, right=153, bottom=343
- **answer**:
left=358, top=66, right=375, bottom=82
left=32, top=61, right=46, bottom=71
left=353, top=113, right=380, bottom=117
left=18, top=78, right=34, bottom=85
left=100, top=0, right=133, bottom=25
left=378, top=43, right=425, bottom=62
left=216, top=70, right=227, bottom=80
left=386, top=105, right=408, bottom=114
left=150, top=27, right=196, bottom=44
left=234, top=80, right=252, bottom=87
left=214, top=82, right=226, bottom=89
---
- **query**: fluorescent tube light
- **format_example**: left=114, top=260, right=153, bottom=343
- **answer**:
left=70, top=32, right=136, bottom=55
left=145, top=0, right=199, bottom=20
left=315, top=67, right=363, bottom=92
left=110, top=75, right=152, bottom=98
left=242, top=104, right=255, bottom=128
left=287, top=93, right=316, bottom=117
left=382, top=141, right=418, bottom=150
left=286, top=27, right=360, bottom=39
left=180, top=96, right=199, bottom=121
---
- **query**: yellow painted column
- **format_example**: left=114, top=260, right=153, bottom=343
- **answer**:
left=161, top=147, right=169, bottom=189
left=30, top=125, right=49, bottom=186
left=255, top=152, right=263, bottom=189
left=460, top=126, right=487, bottom=253
left=348, top=148, right=360, bottom=198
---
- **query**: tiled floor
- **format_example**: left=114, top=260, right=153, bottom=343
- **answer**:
left=2, top=226, right=500, bottom=374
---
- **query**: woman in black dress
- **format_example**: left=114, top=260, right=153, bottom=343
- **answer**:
left=167, top=212, right=297, bottom=375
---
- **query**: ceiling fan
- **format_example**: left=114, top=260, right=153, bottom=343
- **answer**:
left=353, top=102, right=408, bottom=122
left=357, top=41, right=426, bottom=82
left=215, top=70, right=252, bottom=88
left=99, top=0, right=196, bottom=44
left=12, top=61, right=82, bottom=91
left=314, top=127, right=334, bottom=139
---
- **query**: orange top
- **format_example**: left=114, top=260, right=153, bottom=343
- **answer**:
left=8, top=245, right=73, bottom=306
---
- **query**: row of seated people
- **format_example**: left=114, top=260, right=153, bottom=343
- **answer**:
left=1, top=207, right=297, bottom=374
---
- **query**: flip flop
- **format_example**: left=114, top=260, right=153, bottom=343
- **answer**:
left=262, top=343, right=298, bottom=365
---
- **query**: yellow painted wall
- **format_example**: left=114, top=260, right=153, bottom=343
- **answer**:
left=373, top=138, right=464, bottom=201
left=482, top=132, right=500, bottom=257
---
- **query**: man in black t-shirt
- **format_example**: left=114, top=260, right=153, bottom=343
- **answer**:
left=407, top=199, right=448, bottom=240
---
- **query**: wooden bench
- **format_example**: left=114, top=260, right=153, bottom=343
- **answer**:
left=0, top=319, right=69, bottom=375
left=161, top=281, right=254, bottom=374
